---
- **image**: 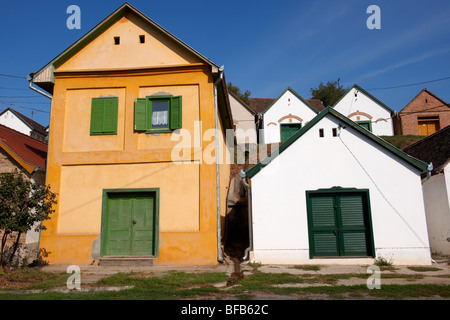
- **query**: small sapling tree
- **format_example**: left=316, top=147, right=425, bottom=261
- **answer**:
left=0, top=170, right=57, bottom=268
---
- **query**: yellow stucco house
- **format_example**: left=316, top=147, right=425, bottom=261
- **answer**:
left=29, top=3, right=233, bottom=266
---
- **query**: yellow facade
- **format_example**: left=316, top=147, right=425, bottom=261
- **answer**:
left=36, top=5, right=231, bottom=265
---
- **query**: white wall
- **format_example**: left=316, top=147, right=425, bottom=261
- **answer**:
left=0, top=110, right=32, bottom=136
left=228, top=94, right=257, bottom=145
left=423, top=163, right=450, bottom=255
left=250, top=114, right=431, bottom=265
left=262, top=90, right=317, bottom=144
left=333, top=87, right=394, bottom=136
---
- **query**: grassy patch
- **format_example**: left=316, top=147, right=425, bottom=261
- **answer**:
left=0, top=267, right=67, bottom=291
left=0, top=268, right=448, bottom=300
left=380, top=135, right=425, bottom=149
left=407, top=266, right=442, bottom=272
left=293, top=265, right=321, bottom=271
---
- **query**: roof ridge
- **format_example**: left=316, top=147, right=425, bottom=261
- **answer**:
left=2, top=107, right=47, bottom=132
left=0, top=123, right=48, bottom=147
left=245, top=107, right=427, bottom=178
left=399, top=88, right=450, bottom=113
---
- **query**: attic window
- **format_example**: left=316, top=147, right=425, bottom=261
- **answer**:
left=319, top=128, right=324, bottom=138
left=425, top=98, right=428, bottom=103
left=332, top=128, right=338, bottom=137
left=139, top=35, right=145, bottom=43
left=114, top=37, right=120, bottom=45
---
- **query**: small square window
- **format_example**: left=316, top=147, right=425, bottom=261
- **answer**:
left=332, top=128, right=338, bottom=137
left=114, top=37, right=120, bottom=45
left=139, top=35, right=145, bottom=43
left=319, top=128, right=324, bottom=137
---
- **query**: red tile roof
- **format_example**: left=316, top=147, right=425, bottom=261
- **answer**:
left=403, top=124, right=450, bottom=175
left=0, top=124, right=47, bottom=172
left=248, top=97, right=325, bottom=114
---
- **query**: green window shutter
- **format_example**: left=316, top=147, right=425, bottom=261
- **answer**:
left=90, top=97, right=118, bottom=135
left=134, top=98, right=148, bottom=131
left=170, top=96, right=182, bottom=130
left=102, top=98, right=118, bottom=134
left=90, top=98, right=105, bottom=134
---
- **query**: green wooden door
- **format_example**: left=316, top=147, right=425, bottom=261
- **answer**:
left=102, top=191, right=157, bottom=256
left=356, top=121, right=372, bottom=132
left=280, top=123, right=301, bottom=141
left=307, top=190, right=374, bottom=258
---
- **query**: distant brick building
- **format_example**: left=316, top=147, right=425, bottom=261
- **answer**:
left=395, top=88, right=450, bottom=136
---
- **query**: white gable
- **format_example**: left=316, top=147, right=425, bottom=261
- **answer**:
left=250, top=113, right=431, bottom=265
left=262, top=89, right=317, bottom=144
left=0, top=110, right=32, bottom=136
left=333, top=87, right=394, bottom=136
left=228, top=94, right=257, bottom=145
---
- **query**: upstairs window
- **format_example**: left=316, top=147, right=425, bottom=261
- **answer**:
left=134, top=95, right=182, bottom=133
left=90, top=97, right=118, bottom=135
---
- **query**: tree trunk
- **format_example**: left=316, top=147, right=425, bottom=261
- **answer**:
left=7, top=231, right=22, bottom=267
left=1, top=232, right=8, bottom=267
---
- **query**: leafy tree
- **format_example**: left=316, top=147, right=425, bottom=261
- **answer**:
left=310, top=80, right=348, bottom=107
left=227, top=82, right=251, bottom=106
left=0, top=170, right=57, bottom=268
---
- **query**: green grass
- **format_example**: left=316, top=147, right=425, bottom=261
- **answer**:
left=407, top=266, right=442, bottom=272
left=0, top=267, right=67, bottom=291
left=293, top=265, right=321, bottom=271
left=380, top=135, right=425, bottom=149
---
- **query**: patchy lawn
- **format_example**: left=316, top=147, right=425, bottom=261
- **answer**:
left=0, top=268, right=449, bottom=300
left=0, top=267, right=67, bottom=291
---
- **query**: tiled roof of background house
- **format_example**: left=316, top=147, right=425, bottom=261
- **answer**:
left=403, top=125, right=450, bottom=175
left=0, top=124, right=47, bottom=173
left=247, top=97, right=324, bottom=114
left=247, top=98, right=276, bottom=114
left=306, top=99, right=325, bottom=112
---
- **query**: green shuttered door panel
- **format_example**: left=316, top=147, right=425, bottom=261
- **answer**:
left=307, top=190, right=374, bottom=258
left=101, top=191, right=158, bottom=257
left=309, top=195, right=339, bottom=256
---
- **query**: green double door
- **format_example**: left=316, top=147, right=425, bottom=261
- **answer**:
left=280, top=123, right=302, bottom=142
left=101, top=191, right=157, bottom=257
left=307, top=190, right=374, bottom=258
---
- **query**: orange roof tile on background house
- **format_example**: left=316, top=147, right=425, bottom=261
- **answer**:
left=0, top=124, right=47, bottom=174
left=248, top=97, right=325, bottom=114
left=0, top=108, right=48, bottom=142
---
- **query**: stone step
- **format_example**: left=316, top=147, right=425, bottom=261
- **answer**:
left=99, top=256, right=155, bottom=267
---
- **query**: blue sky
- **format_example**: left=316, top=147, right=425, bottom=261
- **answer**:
left=0, top=0, right=449, bottom=127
